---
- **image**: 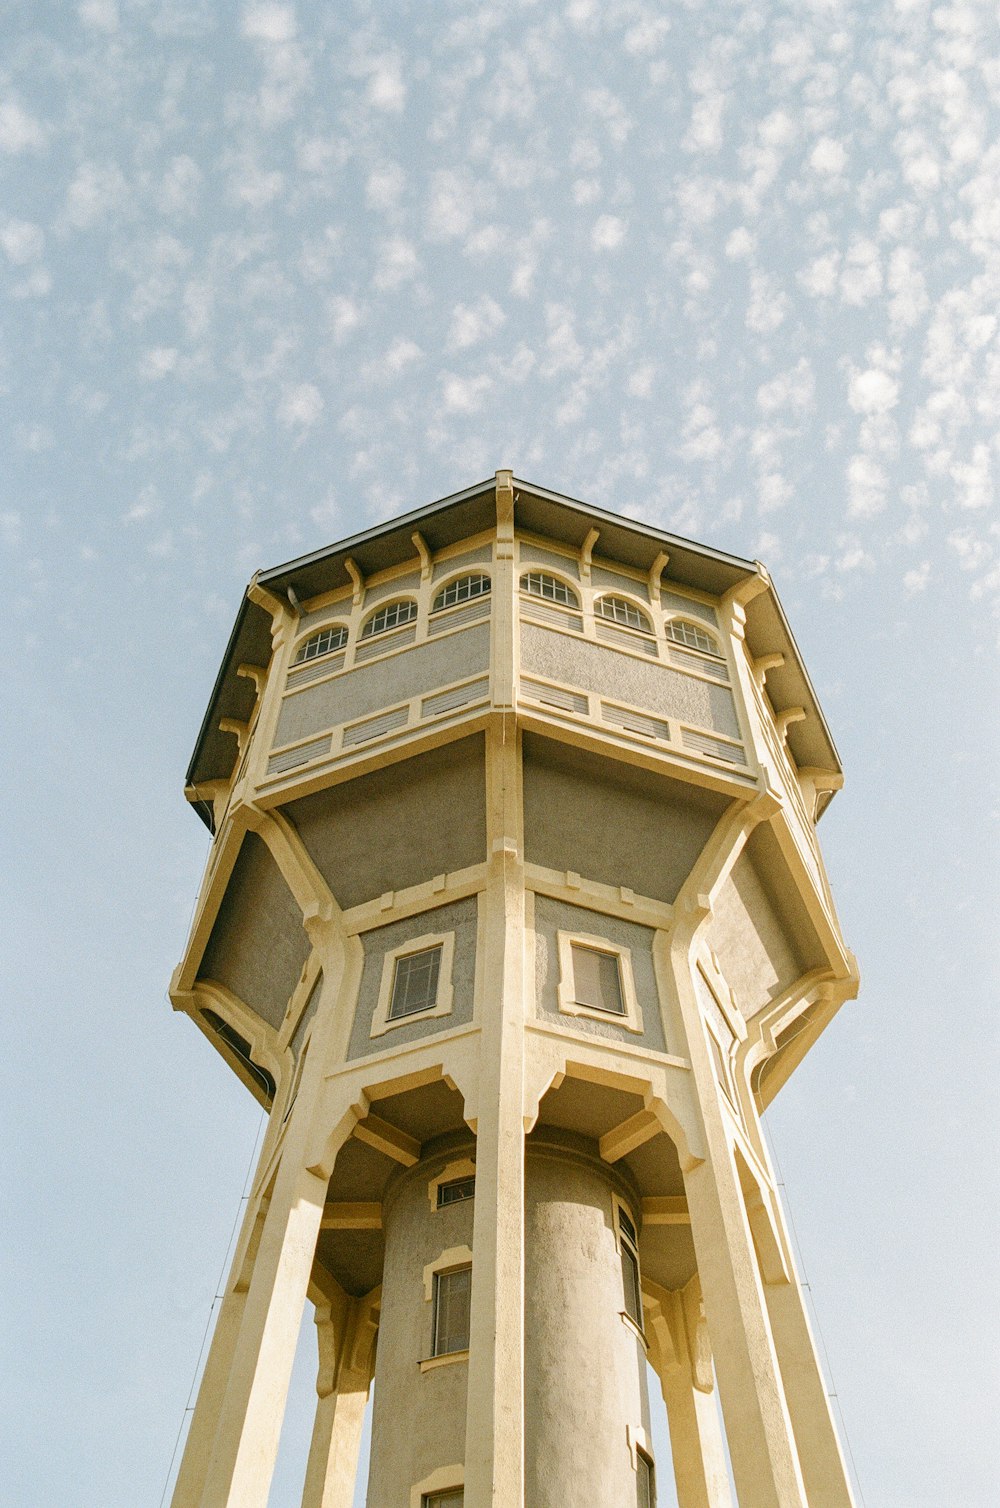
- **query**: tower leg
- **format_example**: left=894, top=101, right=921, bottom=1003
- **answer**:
left=199, top=1153, right=327, bottom=1508
left=300, top=1293, right=375, bottom=1508
left=661, top=1368, right=734, bottom=1508
left=685, top=1151, right=807, bottom=1508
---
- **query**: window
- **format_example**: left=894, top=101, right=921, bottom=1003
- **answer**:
left=616, top=1202, right=643, bottom=1330
left=595, top=595, right=652, bottom=633
left=432, top=574, right=490, bottom=612
left=635, top=1449, right=655, bottom=1508
left=665, top=618, right=721, bottom=657
left=437, top=1176, right=475, bottom=1208
left=361, top=598, right=418, bottom=638
left=432, top=1266, right=471, bottom=1355
left=294, top=624, right=348, bottom=663
left=423, top=1493, right=464, bottom=1508
left=388, top=945, right=442, bottom=1020
left=555, top=932, right=644, bottom=1034
left=520, top=570, right=579, bottom=607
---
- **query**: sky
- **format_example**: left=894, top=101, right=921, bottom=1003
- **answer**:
left=2, top=1, right=998, bottom=1504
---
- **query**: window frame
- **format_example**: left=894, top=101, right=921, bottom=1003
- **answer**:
left=555, top=930, right=644, bottom=1034
left=613, top=1195, right=645, bottom=1337
left=420, top=1244, right=474, bottom=1371
left=370, top=931, right=455, bottom=1038
left=292, top=622, right=349, bottom=664
left=431, top=1264, right=473, bottom=1357
left=663, top=615, right=724, bottom=659
left=431, top=572, right=492, bottom=614
left=594, top=593, right=654, bottom=636
left=519, top=570, right=581, bottom=609
left=359, top=597, right=418, bottom=640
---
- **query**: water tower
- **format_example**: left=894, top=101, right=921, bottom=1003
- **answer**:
left=169, top=472, right=857, bottom=1507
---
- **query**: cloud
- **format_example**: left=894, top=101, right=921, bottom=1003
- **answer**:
left=440, top=373, right=493, bottom=413
left=366, top=162, right=405, bottom=211
left=447, top=296, right=506, bottom=351
left=846, top=454, right=889, bottom=516
left=848, top=367, right=900, bottom=415
left=278, top=383, right=324, bottom=428
left=78, top=0, right=119, bottom=30
left=373, top=237, right=418, bottom=291
left=757, top=359, right=815, bottom=415
left=65, top=161, right=127, bottom=228
left=242, top=4, right=297, bottom=42
left=809, top=137, right=848, bottom=175
left=903, top=561, right=931, bottom=594
left=0, top=100, right=46, bottom=154
left=0, top=220, right=44, bottom=264
left=592, top=215, right=627, bottom=251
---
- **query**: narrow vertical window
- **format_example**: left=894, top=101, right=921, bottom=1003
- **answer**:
left=618, top=1205, right=643, bottom=1329
left=432, top=1266, right=472, bottom=1355
left=635, top=1448, right=655, bottom=1508
left=423, top=1492, right=464, bottom=1508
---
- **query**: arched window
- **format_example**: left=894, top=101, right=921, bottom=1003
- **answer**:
left=432, top=573, right=491, bottom=612
left=519, top=571, right=579, bottom=608
left=595, top=595, right=652, bottom=634
left=665, top=618, right=721, bottom=657
left=361, top=599, right=418, bottom=639
left=293, top=624, right=348, bottom=663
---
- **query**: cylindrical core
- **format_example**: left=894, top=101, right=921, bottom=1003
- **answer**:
left=366, top=1131, right=652, bottom=1506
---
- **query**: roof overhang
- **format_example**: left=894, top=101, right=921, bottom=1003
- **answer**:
left=186, top=476, right=841, bottom=801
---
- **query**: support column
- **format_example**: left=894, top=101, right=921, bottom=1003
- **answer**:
left=199, top=1144, right=327, bottom=1508
left=464, top=471, right=525, bottom=1508
left=300, top=1290, right=377, bottom=1508
left=651, top=1279, right=734, bottom=1508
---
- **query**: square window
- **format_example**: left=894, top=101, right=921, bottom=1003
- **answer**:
left=389, top=946, right=442, bottom=1020
left=571, top=943, right=625, bottom=1015
left=437, top=1176, right=476, bottom=1208
left=433, top=1266, right=471, bottom=1356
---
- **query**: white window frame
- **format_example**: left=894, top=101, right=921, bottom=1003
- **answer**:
left=594, top=593, right=654, bottom=635
left=370, top=932, right=455, bottom=1038
left=292, top=622, right=349, bottom=663
left=556, top=930, right=644, bottom=1034
left=663, top=616, right=724, bottom=659
left=360, top=597, right=418, bottom=639
left=519, top=570, right=580, bottom=608
left=427, top=1156, right=477, bottom=1211
left=613, top=1194, right=645, bottom=1338
left=431, top=572, right=491, bottom=613
left=410, top=1468, right=464, bottom=1508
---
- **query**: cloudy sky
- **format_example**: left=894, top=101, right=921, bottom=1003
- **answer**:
left=2, top=1, right=997, bottom=1505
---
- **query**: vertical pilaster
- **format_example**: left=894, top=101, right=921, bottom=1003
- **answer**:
left=650, top=1280, right=734, bottom=1508
left=463, top=471, right=525, bottom=1508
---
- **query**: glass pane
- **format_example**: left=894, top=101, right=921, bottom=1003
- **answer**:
left=433, top=1267, right=471, bottom=1355
left=621, top=1243, right=642, bottom=1327
left=520, top=571, right=577, bottom=606
left=437, top=1176, right=476, bottom=1207
left=388, top=946, right=442, bottom=1019
left=636, top=1451, right=654, bottom=1508
left=424, top=1492, right=464, bottom=1507
left=361, top=599, right=417, bottom=638
left=433, top=574, right=490, bottom=611
left=571, top=944, right=625, bottom=1015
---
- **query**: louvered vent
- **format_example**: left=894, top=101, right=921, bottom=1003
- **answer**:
left=596, top=621, right=658, bottom=656
left=667, top=645, right=729, bottom=682
left=342, top=705, right=409, bottom=747
left=682, top=728, right=748, bottom=766
left=601, top=704, right=670, bottom=740
left=353, top=625, right=417, bottom=663
left=267, top=734, right=333, bottom=776
left=286, top=653, right=346, bottom=689
left=421, top=678, right=490, bottom=718
left=521, top=679, right=589, bottom=715
left=428, top=596, right=491, bottom=634
left=520, top=600, right=584, bottom=633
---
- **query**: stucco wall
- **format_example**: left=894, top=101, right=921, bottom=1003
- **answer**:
left=347, top=897, right=479, bottom=1059
left=432, top=543, right=493, bottom=581
left=522, top=734, right=727, bottom=905
left=197, top=831, right=309, bottom=1029
left=661, top=588, right=719, bottom=626
left=708, top=841, right=808, bottom=1016
left=519, top=542, right=580, bottom=580
left=521, top=622, right=740, bottom=736
left=284, top=736, right=487, bottom=910
left=274, top=623, right=490, bottom=745
left=592, top=562, right=650, bottom=601
left=532, top=894, right=668, bottom=1052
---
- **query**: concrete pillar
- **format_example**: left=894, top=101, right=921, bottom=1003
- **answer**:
left=198, top=1152, right=327, bottom=1508
left=660, top=1365, right=733, bottom=1508
left=300, top=1294, right=375, bottom=1508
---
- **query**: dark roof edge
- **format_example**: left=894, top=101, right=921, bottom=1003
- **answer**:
left=765, top=576, right=842, bottom=772
left=184, top=593, right=254, bottom=790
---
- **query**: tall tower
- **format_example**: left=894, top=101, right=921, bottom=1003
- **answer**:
left=170, top=473, right=858, bottom=1508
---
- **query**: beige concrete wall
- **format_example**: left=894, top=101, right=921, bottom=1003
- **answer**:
left=708, top=846, right=807, bottom=1015
left=524, top=1134, right=652, bottom=1508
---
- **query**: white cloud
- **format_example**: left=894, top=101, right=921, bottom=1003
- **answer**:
left=757, top=473, right=793, bottom=512
left=160, top=156, right=203, bottom=217
left=592, top=215, right=627, bottom=251
left=757, top=359, right=815, bottom=415
left=78, top=0, right=119, bottom=30
left=746, top=271, right=789, bottom=333
left=0, top=220, right=44, bottom=264
left=799, top=251, right=841, bottom=298
left=948, top=528, right=991, bottom=572
left=0, top=99, right=46, bottom=154
left=839, top=238, right=882, bottom=305
left=65, top=160, right=127, bottom=228
left=624, top=17, right=670, bottom=55
left=365, top=53, right=407, bottom=113
left=847, top=454, right=888, bottom=517
left=278, top=383, right=324, bottom=428
left=373, top=237, right=418, bottom=291
left=425, top=170, right=478, bottom=241
left=440, top=373, right=492, bottom=413
left=241, top=4, right=297, bottom=42
left=950, top=445, right=992, bottom=510
left=848, top=367, right=900, bottom=415
left=725, top=227, right=756, bottom=260
left=627, top=363, right=655, bottom=399
left=809, top=137, right=847, bottom=175
left=139, top=347, right=179, bottom=380
left=903, top=561, right=931, bottom=594
left=328, top=295, right=363, bottom=342
left=447, top=296, right=506, bottom=351
left=366, top=162, right=405, bottom=211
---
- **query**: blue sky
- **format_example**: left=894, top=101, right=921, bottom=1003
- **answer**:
left=2, top=2, right=998, bottom=1505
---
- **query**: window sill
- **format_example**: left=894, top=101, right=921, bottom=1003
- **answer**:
left=419, top=1349, right=469, bottom=1373
left=619, top=1312, right=648, bottom=1351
